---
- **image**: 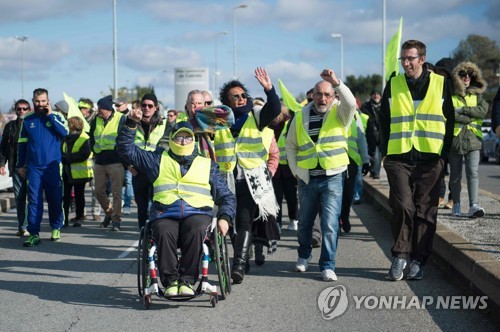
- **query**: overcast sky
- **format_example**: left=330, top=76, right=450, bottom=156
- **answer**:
left=0, top=0, right=498, bottom=112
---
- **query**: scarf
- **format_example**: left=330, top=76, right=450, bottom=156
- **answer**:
left=243, top=164, right=279, bottom=221
left=231, top=100, right=254, bottom=132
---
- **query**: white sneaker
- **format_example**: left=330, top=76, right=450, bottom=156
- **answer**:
left=467, top=204, right=485, bottom=218
left=123, top=206, right=131, bottom=215
left=321, top=269, right=338, bottom=281
left=295, top=255, right=312, bottom=272
left=287, top=219, right=298, bottom=231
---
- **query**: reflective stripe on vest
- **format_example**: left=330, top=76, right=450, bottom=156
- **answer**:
left=214, top=128, right=237, bottom=173
left=278, top=121, right=289, bottom=165
left=235, top=113, right=268, bottom=169
left=93, top=112, right=124, bottom=153
left=451, top=94, right=483, bottom=139
left=295, top=106, right=349, bottom=169
left=388, top=73, right=445, bottom=155
left=347, top=114, right=362, bottom=166
left=62, top=132, right=94, bottom=180
left=153, top=154, right=214, bottom=208
left=134, top=120, right=166, bottom=151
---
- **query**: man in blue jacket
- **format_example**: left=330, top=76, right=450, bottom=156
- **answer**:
left=17, top=88, right=69, bottom=247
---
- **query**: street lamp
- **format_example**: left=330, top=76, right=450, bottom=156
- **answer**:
left=113, top=0, right=118, bottom=98
left=214, top=31, right=228, bottom=93
left=15, top=36, right=28, bottom=98
left=331, top=33, right=343, bottom=81
left=232, top=4, right=248, bottom=78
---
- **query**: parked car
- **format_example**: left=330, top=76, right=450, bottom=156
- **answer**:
left=481, top=119, right=500, bottom=163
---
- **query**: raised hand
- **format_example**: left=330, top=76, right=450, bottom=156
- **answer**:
left=128, top=108, right=143, bottom=122
left=320, top=69, right=341, bottom=87
left=255, top=67, right=272, bottom=91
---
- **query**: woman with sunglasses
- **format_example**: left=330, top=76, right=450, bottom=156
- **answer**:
left=448, top=62, right=489, bottom=218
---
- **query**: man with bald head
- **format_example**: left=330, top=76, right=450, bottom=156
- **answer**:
left=286, top=69, right=357, bottom=281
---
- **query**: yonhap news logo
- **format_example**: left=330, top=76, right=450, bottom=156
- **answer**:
left=317, top=285, right=488, bottom=320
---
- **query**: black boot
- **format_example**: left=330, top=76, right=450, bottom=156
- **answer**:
left=231, top=231, right=251, bottom=284
left=255, top=243, right=265, bottom=266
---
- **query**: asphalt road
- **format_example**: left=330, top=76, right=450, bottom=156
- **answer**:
left=0, top=196, right=497, bottom=331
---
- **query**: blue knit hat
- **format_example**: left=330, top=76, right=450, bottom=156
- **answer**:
left=97, top=95, right=114, bottom=111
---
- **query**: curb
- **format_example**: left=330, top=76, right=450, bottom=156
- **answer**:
left=363, top=177, right=500, bottom=318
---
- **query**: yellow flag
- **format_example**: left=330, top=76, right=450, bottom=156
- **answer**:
left=385, top=17, right=403, bottom=81
left=64, top=92, right=90, bottom=132
left=278, top=79, right=302, bottom=112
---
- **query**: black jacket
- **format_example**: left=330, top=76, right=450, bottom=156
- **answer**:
left=0, top=118, right=22, bottom=176
left=360, top=99, right=381, bottom=156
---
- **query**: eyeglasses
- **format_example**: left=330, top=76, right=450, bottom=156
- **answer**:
left=398, top=56, right=420, bottom=63
left=205, top=100, right=213, bottom=106
left=141, top=103, right=155, bottom=109
left=230, top=93, right=249, bottom=102
left=114, top=103, right=124, bottom=107
left=458, top=71, right=474, bottom=78
left=172, top=136, right=194, bottom=143
left=313, top=92, right=334, bottom=99
left=167, top=114, right=176, bottom=118
left=16, top=106, right=30, bottom=111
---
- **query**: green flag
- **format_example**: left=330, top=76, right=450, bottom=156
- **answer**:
left=385, top=17, right=403, bottom=81
left=278, top=79, right=302, bottom=112
left=64, top=92, right=90, bottom=132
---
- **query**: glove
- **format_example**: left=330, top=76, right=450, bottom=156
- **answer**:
left=362, top=163, right=370, bottom=176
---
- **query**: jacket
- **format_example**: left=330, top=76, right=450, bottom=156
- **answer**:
left=360, top=98, right=381, bottom=156
left=0, top=118, right=22, bottom=176
left=17, top=111, right=68, bottom=168
left=115, top=121, right=236, bottom=224
left=62, top=131, right=93, bottom=183
left=89, top=111, right=126, bottom=165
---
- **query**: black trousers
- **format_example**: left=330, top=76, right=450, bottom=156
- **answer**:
left=63, top=172, right=86, bottom=223
left=132, top=171, right=153, bottom=230
left=272, top=169, right=298, bottom=226
left=340, top=158, right=359, bottom=224
left=383, top=157, right=444, bottom=264
left=151, top=214, right=211, bottom=287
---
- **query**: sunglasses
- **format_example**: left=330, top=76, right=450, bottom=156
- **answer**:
left=141, top=103, right=155, bottom=109
left=172, top=136, right=194, bottom=143
left=230, top=93, right=249, bottom=102
left=16, top=106, right=30, bottom=111
left=205, top=100, right=213, bottom=106
left=458, top=71, right=475, bottom=78
left=167, top=114, right=176, bottom=117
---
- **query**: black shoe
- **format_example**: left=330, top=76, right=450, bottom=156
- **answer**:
left=231, top=263, right=245, bottom=284
left=100, top=215, right=111, bottom=228
left=341, top=219, right=351, bottom=233
left=255, top=244, right=265, bottom=266
left=388, top=257, right=407, bottom=281
left=353, top=199, right=361, bottom=205
left=407, top=260, right=423, bottom=280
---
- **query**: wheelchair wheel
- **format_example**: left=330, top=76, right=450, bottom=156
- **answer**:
left=213, top=231, right=231, bottom=300
left=137, top=227, right=145, bottom=297
left=137, top=225, right=150, bottom=299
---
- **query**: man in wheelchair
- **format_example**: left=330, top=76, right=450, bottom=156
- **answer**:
left=117, top=111, right=236, bottom=297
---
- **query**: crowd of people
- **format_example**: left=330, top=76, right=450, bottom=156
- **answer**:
left=0, top=39, right=497, bottom=294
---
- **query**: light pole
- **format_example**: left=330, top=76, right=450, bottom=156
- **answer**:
left=382, top=0, right=386, bottom=90
left=214, top=31, right=228, bottom=93
left=331, top=33, right=343, bottom=81
left=232, top=4, right=247, bottom=79
left=112, top=0, right=118, bottom=98
left=15, top=36, right=28, bottom=98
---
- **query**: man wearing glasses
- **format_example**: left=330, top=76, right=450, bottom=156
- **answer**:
left=379, top=40, right=454, bottom=281
left=0, top=99, right=31, bottom=237
left=286, top=69, right=357, bottom=282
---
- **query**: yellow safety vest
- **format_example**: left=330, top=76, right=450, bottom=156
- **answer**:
left=360, top=113, right=369, bottom=132
left=451, top=94, right=482, bottom=139
left=347, top=113, right=362, bottom=166
left=235, top=113, right=269, bottom=169
left=278, top=121, right=289, bottom=165
left=153, top=153, right=214, bottom=208
left=134, top=120, right=166, bottom=151
left=295, top=106, right=349, bottom=170
left=93, top=112, right=124, bottom=153
left=62, top=132, right=94, bottom=180
left=388, top=73, right=445, bottom=155
left=214, top=128, right=237, bottom=173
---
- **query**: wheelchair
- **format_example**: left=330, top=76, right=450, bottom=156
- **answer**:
left=137, top=218, right=231, bottom=308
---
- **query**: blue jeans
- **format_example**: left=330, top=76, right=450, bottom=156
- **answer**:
left=13, top=172, right=28, bottom=231
left=448, top=149, right=480, bottom=207
left=297, top=173, right=344, bottom=271
left=122, top=169, right=133, bottom=208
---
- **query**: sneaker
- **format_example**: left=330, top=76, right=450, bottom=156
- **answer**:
left=407, top=260, right=423, bottom=280
left=16, top=229, right=30, bottom=237
left=321, top=269, right=338, bottom=281
left=444, top=199, right=453, bottom=210
left=295, top=255, right=312, bottom=272
left=388, top=257, right=407, bottom=281
left=287, top=219, right=298, bottom=231
left=178, top=281, right=195, bottom=296
left=467, top=204, right=485, bottom=219
left=452, top=202, right=461, bottom=217
left=165, top=280, right=179, bottom=297
left=23, top=234, right=41, bottom=247
left=100, top=215, right=111, bottom=228
left=123, top=206, right=131, bottom=215
left=112, top=222, right=121, bottom=231
left=51, top=229, right=61, bottom=242
left=438, top=197, right=445, bottom=208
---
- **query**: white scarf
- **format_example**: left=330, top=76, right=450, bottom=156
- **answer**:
left=243, top=164, right=279, bottom=221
